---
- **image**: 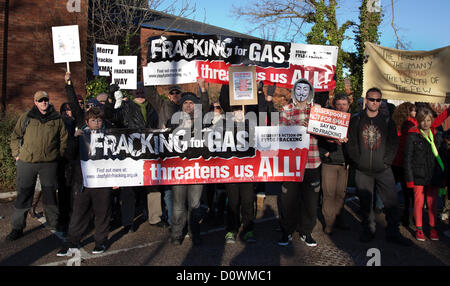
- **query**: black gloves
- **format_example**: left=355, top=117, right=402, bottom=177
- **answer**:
left=109, top=83, right=120, bottom=95
left=258, top=81, right=264, bottom=92
left=267, top=83, right=276, bottom=97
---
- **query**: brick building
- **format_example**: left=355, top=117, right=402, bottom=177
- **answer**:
left=139, top=10, right=259, bottom=101
left=0, top=0, right=88, bottom=113
left=0, top=1, right=257, bottom=113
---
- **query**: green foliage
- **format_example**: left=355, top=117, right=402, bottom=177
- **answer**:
left=86, top=76, right=109, bottom=99
left=120, top=32, right=138, bottom=56
left=348, top=0, right=382, bottom=102
left=86, top=76, right=136, bottom=102
left=303, top=0, right=382, bottom=97
left=0, top=110, right=19, bottom=192
left=306, top=3, right=327, bottom=45
left=305, top=0, right=349, bottom=94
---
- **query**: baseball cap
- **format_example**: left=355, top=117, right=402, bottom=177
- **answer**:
left=34, top=91, right=49, bottom=101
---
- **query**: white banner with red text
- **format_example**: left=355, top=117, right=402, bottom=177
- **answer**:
left=80, top=125, right=310, bottom=188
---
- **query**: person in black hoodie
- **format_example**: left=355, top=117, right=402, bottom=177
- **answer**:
left=217, top=82, right=276, bottom=244
left=168, top=89, right=210, bottom=246
left=347, top=87, right=411, bottom=246
left=56, top=107, right=114, bottom=255
left=57, top=102, right=78, bottom=232
left=104, top=82, right=163, bottom=232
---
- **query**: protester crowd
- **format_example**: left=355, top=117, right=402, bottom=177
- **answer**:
left=5, top=71, right=450, bottom=257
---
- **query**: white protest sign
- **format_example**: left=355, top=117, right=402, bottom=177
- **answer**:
left=94, top=43, right=119, bottom=76
left=289, top=43, right=338, bottom=67
left=112, top=56, right=137, bottom=90
left=143, top=60, right=198, bottom=86
left=307, top=106, right=351, bottom=140
left=255, top=126, right=310, bottom=151
left=52, top=25, right=81, bottom=64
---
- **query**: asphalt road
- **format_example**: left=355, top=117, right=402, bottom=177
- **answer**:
left=0, top=184, right=449, bottom=269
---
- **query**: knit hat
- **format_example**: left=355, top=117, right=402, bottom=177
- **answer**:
left=86, top=98, right=102, bottom=107
left=169, top=85, right=182, bottom=94
left=179, top=92, right=200, bottom=105
left=34, top=91, right=49, bottom=101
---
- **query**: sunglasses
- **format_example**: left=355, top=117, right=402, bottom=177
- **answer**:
left=366, top=97, right=382, bottom=102
left=86, top=104, right=97, bottom=108
left=169, top=90, right=181, bottom=95
left=214, top=106, right=222, bottom=110
left=37, top=97, right=49, bottom=103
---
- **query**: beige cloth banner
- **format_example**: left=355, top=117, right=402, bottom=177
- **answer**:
left=363, top=42, right=450, bottom=103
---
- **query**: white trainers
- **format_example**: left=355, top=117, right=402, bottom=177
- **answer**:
left=300, top=233, right=317, bottom=247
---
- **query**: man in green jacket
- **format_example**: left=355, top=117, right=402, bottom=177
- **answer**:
left=6, top=91, right=68, bottom=241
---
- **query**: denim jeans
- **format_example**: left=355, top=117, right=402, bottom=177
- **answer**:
left=164, top=187, right=173, bottom=225
left=171, top=184, right=203, bottom=240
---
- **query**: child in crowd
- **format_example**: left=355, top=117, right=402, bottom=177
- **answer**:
left=404, top=107, right=447, bottom=241
left=57, top=107, right=114, bottom=256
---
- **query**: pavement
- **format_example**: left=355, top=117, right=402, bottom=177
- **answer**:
left=0, top=183, right=449, bottom=267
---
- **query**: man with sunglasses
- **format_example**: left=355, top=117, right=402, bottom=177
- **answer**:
left=6, top=91, right=68, bottom=241
left=144, top=79, right=208, bottom=129
left=347, top=87, right=412, bottom=246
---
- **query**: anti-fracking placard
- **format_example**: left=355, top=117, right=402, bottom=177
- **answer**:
left=112, top=56, right=137, bottom=90
left=363, top=42, right=450, bottom=103
left=307, top=106, right=351, bottom=140
left=143, top=60, right=198, bottom=86
left=144, top=35, right=338, bottom=91
left=52, top=25, right=81, bottom=63
left=93, top=43, right=119, bottom=76
left=229, top=66, right=258, bottom=106
left=79, top=125, right=310, bottom=188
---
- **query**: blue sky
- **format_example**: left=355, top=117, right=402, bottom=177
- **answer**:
left=178, top=0, right=450, bottom=52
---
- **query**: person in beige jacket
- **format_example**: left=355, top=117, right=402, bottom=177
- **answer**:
left=6, top=91, right=68, bottom=241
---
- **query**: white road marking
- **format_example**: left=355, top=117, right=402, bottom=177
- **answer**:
left=38, top=214, right=279, bottom=266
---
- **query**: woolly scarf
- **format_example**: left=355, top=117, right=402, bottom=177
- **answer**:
left=134, top=101, right=148, bottom=124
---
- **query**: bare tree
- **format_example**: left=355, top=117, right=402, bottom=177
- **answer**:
left=87, top=0, right=196, bottom=74
left=233, top=0, right=315, bottom=42
left=31, top=0, right=196, bottom=78
left=390, top=0, right=409, bottom=50
left=233, top=0, right=355, bottom=93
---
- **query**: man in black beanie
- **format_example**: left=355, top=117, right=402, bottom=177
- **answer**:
left=167, top=86, right=210, bottom=246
